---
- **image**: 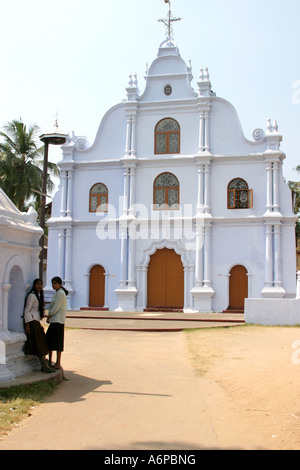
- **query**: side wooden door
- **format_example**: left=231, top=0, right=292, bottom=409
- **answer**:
left=229, top=265, right=248, bottom=311
left=89, top=265, right=105, bottom=307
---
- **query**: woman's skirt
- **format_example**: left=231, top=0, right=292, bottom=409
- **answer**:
left=24, top=320, right=48, bottom=358
left=46, top=322, right=65, bottom=352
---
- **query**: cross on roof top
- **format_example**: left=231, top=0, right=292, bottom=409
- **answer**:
left=158, top=0, right=182, bottom=38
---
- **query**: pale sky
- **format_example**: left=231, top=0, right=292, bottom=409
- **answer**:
left=1, top=0, right=299, bottom=193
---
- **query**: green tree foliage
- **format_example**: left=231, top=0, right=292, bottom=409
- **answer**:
left=0, top=119, right=59, bottom=212
left=288, top=176, right=300, bottom=240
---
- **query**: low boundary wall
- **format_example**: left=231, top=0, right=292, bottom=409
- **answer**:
left=245, top=298, right=300, bottom=326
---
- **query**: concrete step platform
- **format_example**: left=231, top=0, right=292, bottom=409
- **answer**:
left=65, top=310, right=245, bottom=332
left=0, top=367, right=64, bottom=389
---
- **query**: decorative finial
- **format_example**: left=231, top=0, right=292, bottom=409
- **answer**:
left=266, top=117, right=272, bottom=133
left=158, top=0, right=182, bottom=38
left=266, top=118, right=279, bottom=134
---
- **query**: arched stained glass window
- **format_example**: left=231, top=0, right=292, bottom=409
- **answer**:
left=227, top=178, right=253, bottom=209
left=89, top=183, right=108, bottom=212
left=154, top=172, right=179, bottom=210
left=155, top=118, right=180, bottom=155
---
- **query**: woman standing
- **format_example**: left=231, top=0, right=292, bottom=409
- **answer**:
left=46, top=277, right=68, bottom=370
left=24, top=279, right=54, bottom=373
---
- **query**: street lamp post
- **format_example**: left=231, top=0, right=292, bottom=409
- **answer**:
left=39, top=121, right=67, bottom=280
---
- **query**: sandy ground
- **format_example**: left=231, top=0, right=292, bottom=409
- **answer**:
left=0, top=325, right=299, bottom=450
left=185, top=325, right=300, bottom=450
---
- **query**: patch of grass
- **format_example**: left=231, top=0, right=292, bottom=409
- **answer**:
left=0, top=380, right=57, bottom=436
left=184, top=324, right=300, bottom=378
left=183, top=325, right=255, bottom=377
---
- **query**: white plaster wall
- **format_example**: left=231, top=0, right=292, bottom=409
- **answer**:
left=77, top=104, right=127, bottom=161
left=70, top=227, right=122, bottom=310
left=210, top=98, right=266, bottom=155
left=140, top=77, right=196, bottom=102
left=211, top=224, right=266, bottom=312
left=148, top=55, right=187, bottom=76
left=245, top=299, right=300, bottom=325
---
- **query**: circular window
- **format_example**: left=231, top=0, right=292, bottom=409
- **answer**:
left=164, top=85, right=172, bottom=96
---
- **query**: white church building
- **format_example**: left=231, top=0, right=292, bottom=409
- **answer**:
left=45, top=28, right=297, bottom=314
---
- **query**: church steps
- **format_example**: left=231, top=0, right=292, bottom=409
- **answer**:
left=65, top=311, right=245, bottom=332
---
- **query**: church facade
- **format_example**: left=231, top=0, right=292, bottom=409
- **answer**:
left=45, top=37, right=297, bottom=313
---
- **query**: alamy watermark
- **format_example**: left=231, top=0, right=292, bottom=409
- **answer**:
left=95, top=201, right=205, bottom=251
left=291, top=340, right=300, bottom=365
left=292, top=80, right=300, bottom=104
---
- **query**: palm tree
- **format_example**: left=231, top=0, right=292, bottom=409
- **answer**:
left=0, top=119, right=60, bottom=212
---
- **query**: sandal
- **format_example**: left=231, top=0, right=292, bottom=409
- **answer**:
left=41, top=359, right=56, bottom=373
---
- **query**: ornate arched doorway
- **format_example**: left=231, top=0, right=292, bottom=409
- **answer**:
left=228, top=265, right=248, bottom=312
left=89, top=265, right=105, bottom=308
left=147, top=248, right=184, bottom=310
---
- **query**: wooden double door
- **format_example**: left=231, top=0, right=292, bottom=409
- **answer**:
left=147, top=248, right=184, bottom=309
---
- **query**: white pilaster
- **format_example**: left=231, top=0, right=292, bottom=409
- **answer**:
left=57, top=228, right=65, bottom=280
left=123, top=167, right=130, bottom=216
left=203, top=225, right=212, bottom=288
left=128, top=232, right=136, bottom=288
left=136, top=266, right=148, bottom=311
left=204, top=163, right=211, bottom=213
left=194, top=224, right=204, bottom=288
left=60, top=170, right=68, bottom=216
left=262, top=220, right=286, bottom=298
left=84, top=272, right=90, bottom=307
left=66, top=169, right=74, bottom=218
left=196, top=164, right=204, bottom=214
left=131, top=116, right=137, bottom=157
left=274, top=224, right=283, bottom=288
left=183, top=266, right=195, bottom=312
left=103, top=273, right=110, bottom=309
left=266, top=162, right=273, bottom=212
left=2, top=284, right=11, bottom=332
left=119, top=225, right=128, bottom=288
left=204, top=111, right=210, bottom=153
left=264, top=224, right=273, bottom=288
left=64, top=227, right=73, bottom=295
left=273, top=161, right=280, bottom=212
left=129, top=166, right=136, bottom=215
left=198, top=111, right=205, bottom=152
left=125, top=117, right=132, bottom=156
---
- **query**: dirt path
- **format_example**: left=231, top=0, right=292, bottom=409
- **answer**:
left=0, top=326, right=299, bottom=450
